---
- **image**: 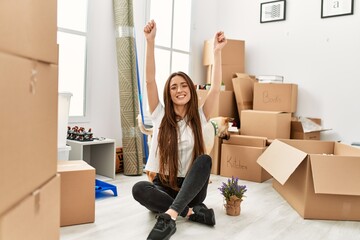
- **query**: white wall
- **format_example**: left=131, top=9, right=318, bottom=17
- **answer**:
left=79, top=0, right=121, bottom=146
left=83, top=0, right=360, bottom=147
left=216, top=0, right=360, bottom=144
left=74, top=0, right=146, bottom=147
left=189, top=0, right=218, bottom=84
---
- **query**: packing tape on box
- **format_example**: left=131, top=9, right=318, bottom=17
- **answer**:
left=32, top=189, right=41, bottom=211
left=30, top=61, right=38, bottom=95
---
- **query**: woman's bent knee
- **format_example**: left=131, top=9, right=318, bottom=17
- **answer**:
left=198, top=154, right=212, bottom=169
left=132, top=181, right=151, bottom=201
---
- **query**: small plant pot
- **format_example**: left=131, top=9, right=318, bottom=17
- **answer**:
left=224, top=196, right=242, bottom=216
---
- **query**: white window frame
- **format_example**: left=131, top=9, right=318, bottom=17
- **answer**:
left=57, top=0, right=90, bottom=123
left=142, top=0, right=192, bottom=123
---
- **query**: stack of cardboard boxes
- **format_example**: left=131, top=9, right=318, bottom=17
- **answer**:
left=198, top=39, right=246, bottom=174
left=0, top=1, right=97, bottom=235
left=220, top=80, right=298, bottom=182
left=200, top=38, right=360, bottom=221
left=200, top=38, right=298, bottom=181
left=197, top=38, right=246, bottom=121
left=0, top=0, right=60, bottom=239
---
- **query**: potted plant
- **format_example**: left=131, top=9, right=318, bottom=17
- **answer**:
left=218, top=176, right=247, bottom=216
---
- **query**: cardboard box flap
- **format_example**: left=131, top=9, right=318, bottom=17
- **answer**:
left=257, top=139, right=308, bottom=185
left=334, top=142, right=360, bottom=156
left=246, top=110, right=284, bottom=114
left=232, top=74, right=255, bottom=111
left=232, top=73, right=256, bottom=79
left=291, top=121, right=304, bottom=132
left=224, top=135, right=267, bottom=147
left=203, top=40, right=213, bottom=66
left=280, top=139, right=334, bottom=154
left=310, top=155, right=360, bottom=196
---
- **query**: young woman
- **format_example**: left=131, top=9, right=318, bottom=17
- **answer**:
left=132, top=20, right=227, bottom=240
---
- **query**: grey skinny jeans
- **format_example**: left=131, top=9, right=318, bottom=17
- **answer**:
left=132, top=154, right=212, bottom=217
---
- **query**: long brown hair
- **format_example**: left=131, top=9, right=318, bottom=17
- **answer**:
left=157, top=71, right=205, bottom=190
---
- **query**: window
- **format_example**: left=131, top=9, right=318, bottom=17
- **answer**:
left=147, top=0, right=192, bottom=104
left=57, top=0, right=88, bottom=121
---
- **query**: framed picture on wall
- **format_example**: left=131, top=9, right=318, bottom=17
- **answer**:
left=321, top=0, right=354, bottom=18
left=260, top=0, right=286, bottom=23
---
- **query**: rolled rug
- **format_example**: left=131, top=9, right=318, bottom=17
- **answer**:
left=113, top=0, right=143, bottom=175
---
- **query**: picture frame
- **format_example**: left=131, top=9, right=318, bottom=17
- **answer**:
left=260, top=0, right=286, bottom=23
left=321, top=0, right=354, bottom=18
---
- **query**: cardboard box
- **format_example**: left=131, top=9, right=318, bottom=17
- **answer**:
left=0, top=0, right=58, bottom=64
left=232, top=73, right=257, bottom=118
left=203, top=39, right=245, bottom=91
left=197, top=90, right=239, bottom=120
left=116, top=147, right=124, bottom=173
left=209, top=137, right=222, bottom=175
left=241, top=110, right=291, bottom=139
left=0, top=175, right=60, bottom=240
left=203, top=39, right=245, bottom=66
left=220, top=135, right=272, bottom=182
left=57, top=160, right=96, bottom=226
left=257, top=139, right=360, bottom=220
left=209, top=129, right=239, bottom=175
left=291, top=117, right=330, bottom=140
left=253, top=83, right=298, bottom=113
left=0, top=51, right=58, bottom=216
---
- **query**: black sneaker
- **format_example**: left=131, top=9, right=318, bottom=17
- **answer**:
left=147, top=213, right=176, bottom=240
left=189, top=203, right=216, bottom=226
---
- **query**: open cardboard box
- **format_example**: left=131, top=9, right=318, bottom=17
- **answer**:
left=257, top=139, right=360, bottom=221
left=291, top=117, right=331, bottom=140
left=232, top=73, right=257, bottom=118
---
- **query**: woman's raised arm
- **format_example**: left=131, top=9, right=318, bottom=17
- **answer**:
left=202, top=31, right=227, bottom=120
left=144, top=20, right=160, bottom=114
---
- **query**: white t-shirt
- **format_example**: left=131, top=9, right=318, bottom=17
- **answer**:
left=145, top=103, right=208, bottom=177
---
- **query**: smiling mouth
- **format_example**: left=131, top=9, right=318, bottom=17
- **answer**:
left=176, top=94, right=186, bottom=99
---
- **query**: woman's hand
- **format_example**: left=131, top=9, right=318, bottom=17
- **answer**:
left=213, top=31, right=227, bottom=52
left=144, top=20, right=156, bottom=42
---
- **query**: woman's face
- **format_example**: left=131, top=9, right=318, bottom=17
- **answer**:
left=169, top=75, right=191, bottom=106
